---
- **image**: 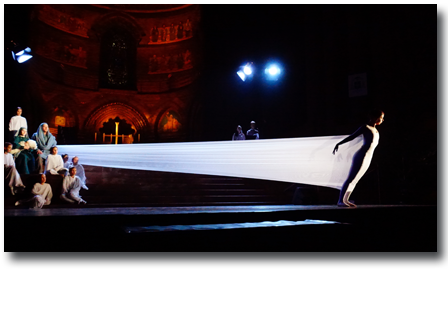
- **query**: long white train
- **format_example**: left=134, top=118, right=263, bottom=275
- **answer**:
left=57, top=135, right=363, bottom=190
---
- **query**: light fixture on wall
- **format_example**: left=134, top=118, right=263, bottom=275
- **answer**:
left=236, top=62, right=254, bottom=82
left=8, top=41, right=33, bottom=63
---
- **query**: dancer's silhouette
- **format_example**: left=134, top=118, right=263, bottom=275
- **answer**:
left=333, top=109, right=385, bottom=207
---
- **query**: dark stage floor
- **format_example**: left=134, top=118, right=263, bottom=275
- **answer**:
left=4, top=204, right=437, bottom=252
left=4, top=204, right=427, bottom=216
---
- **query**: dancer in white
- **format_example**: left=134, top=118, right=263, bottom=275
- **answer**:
left=45, top=146, right=67, bottom=176
left=333, top=109, right=385, bottom=207
left=60, top=166, right=87, bottom=204
left=15, top=174, right=53, bottom=209
left=70, top=156, right=88, bottom=190
left=4, top=142, right=25, bottom=195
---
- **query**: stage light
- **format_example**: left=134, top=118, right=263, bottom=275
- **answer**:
left=8, top=42, right=33, bottom=63
left=237, top=70, right=246, bottom=81
left=264, top=63, right=282, bottom=81
left=237, top=62, right=254, bottom=81
left=243, top=64, right=252, bottom=75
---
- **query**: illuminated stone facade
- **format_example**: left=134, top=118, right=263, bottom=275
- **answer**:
left=27, top=4, right=201, bottom=143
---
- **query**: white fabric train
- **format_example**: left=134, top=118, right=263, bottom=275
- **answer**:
left=57, top=135, right=363, bottom=190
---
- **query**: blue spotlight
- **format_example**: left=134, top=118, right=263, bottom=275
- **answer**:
left=243, top=64, right=252, bottom=75
left=237, top=70, right=246, bottom=81
left=237, top=62, right=254, bottom=81
left=264, top=63, right=282, bottom=81
left=9, top=42, right=33, bottom=63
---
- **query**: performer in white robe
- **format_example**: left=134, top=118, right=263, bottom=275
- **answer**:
left=333, top=109, right=385, bottom=207
left=15, top=174, right=53, bottom=209
left=9, top=107, right=27, bottom=142
left=60, top=166, right=87, bottom=204
left=45, top=146, right=67, bottom=176
left=70, top=156, right=88, bottom=189
left=62, top=154, right=71, bottom=169
left=4, top=142, right=25, bottom=195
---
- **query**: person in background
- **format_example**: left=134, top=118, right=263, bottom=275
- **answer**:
left=15, top=173, right=53, bottom=209
left=8, top=107, right=27, bottom=142
left=232, top=125, right=246, bottom=141
left=31, top=122, right=57, bottom=173
left=177, top=21, right=184, bottom=39
left=60, top=166, right=87, bottom=204
left=70, top=156, right=88, bottom=190
left=170, top=23, right=176, bottom=41
left=246, top=121, right=260, bottom=140
left=45, top=146, right=67, bottom=176
left=62, top=154, right=70, bottom=168
left=161, top=24, right=167, bottom=42
left=4, top=142, right=25, bottom=195
left=151, top=25, right=159, bottom=43
left=185, top=18, right=192, bottom=37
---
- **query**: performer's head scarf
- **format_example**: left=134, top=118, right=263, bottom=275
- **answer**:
left=35, top=123, right=54, bottom=145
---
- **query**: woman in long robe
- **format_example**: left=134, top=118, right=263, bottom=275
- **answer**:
left=333, top=110, right=385, bottom=207
left=13, top=127, right=36, bottom=175
left=31, top=123, right=57, bottom=173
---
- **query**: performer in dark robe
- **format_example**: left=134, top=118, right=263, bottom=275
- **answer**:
left=170, top=24, right=176, bottom=41
left=246, top=121, right=260, bottom=140
left=13, top=127, right=37, bottom=175
left=151, top=26, right=159, bottom=43
left=177, top=21, right=184, bottom=39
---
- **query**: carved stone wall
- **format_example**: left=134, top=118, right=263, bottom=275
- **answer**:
left=27, top=4, right=201, bottom=143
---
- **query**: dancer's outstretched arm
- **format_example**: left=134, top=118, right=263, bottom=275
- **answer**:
left=333, top=125, right=365, bottom=154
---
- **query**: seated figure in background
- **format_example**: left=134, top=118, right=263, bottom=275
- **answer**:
left=15, top=173, right=53, bottom=209
left=70, top=156, right=88, bottom=190
left=62, top=154, right=71, bottom=168
left=60, top=166, right=87, bottom=204
left=13, top=128, right=39, bottom=175
left=4, top=142, right=25, bottom=195
left=45, top=146, right=68, bottom=176
left=31, top=123, right=57, bottom=173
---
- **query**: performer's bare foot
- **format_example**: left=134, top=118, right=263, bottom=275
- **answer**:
left=346, top=200, right=357, bottom=207
left=337, top=202, right=350, bottom=207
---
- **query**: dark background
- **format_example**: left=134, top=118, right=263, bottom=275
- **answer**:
left=4, top=4, right=437, bottom=204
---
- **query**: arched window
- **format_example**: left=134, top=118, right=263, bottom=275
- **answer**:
left=99, top=28, right=136, bottom=89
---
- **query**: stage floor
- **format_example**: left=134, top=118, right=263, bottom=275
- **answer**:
left=4, top=204, right=437, bottom=252
left=4, top=204, right=431, bottom=217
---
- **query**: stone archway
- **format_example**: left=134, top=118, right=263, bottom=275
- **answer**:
left=84, top=102, right=149, bottom=143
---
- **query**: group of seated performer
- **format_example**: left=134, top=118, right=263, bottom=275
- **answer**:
left=5, top=119, right=89, bottom=207
left=10, top=123, right=56, bottom=176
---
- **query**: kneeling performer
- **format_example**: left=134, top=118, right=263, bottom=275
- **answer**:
left=60, top=166, right=87, bottom=204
